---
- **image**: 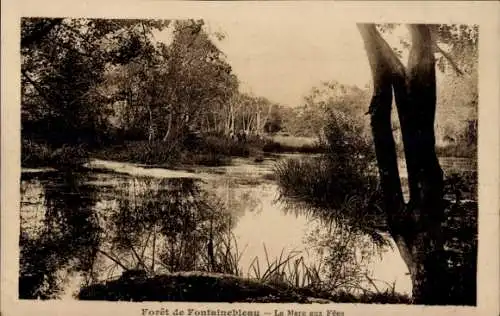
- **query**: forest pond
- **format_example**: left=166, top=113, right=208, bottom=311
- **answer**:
left=19, top=154, right=475, bottom=300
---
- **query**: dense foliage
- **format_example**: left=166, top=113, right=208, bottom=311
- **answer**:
left=21, top=18, right=292, bottom=168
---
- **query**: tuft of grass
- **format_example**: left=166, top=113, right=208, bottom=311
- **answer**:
left=203, top=231, right=247, bottom=276
left=327, top=290, right=412, bottom=304
left=247, top=245, right=324, bottom=291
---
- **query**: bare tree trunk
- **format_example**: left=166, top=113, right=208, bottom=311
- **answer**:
left=147, top=106, right=155, bottom=143
left=226, top=108, right=232, bottom=136
left=405, top=24, right=446, bottom=304
left=162, top=112, right=172, bottom=142
left=246, top=113, right=255, bottom=134
left=242, top=115, right=247, bottom=133
left=261, top=102, right=274, bottom=134
left=256, top=110, right=261, bottom=134
left=213, top=114, right=218, bottom=134
left=358, top=23, right=447, bottom=305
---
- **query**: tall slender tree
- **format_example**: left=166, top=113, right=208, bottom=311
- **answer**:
left=357, top=23, right=473, bottom=304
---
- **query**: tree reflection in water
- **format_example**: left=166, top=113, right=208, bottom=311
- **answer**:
left=100, top=177, right=236, bottom=277
left=19, top=171, right=100, bottom=299
left=19, top=172, right=237, bottom=299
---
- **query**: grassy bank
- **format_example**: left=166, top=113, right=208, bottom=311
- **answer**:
left=77, top=271, right=411, bottom=303
left=22, top=135, right=326, bottom=169
left=265, top=135, right=324, bottom=154
left=76, top=236, right=412, bottom=303
left=92, top=135, right=325, bottom=167
left=91, top=138, right=249, bottom=167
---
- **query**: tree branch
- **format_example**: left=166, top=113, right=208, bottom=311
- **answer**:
left=97, top=249, right=129, bottom=271
left=434, top=44, right=464, bottom=76
left=21, top=69, right=53, bottom=106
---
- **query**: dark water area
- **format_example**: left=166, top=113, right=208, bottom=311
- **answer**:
left=20, top=171, right=239, bottom=299
left=19, top=155, right=476, bottom=300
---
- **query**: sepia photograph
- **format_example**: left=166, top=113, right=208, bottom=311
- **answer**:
left=18, top=16, right=479, bottom=304
left=2, top=1, right=500, bottom=315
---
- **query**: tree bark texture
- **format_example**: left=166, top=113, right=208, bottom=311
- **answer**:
left=357, top=24, right=448, bottom=304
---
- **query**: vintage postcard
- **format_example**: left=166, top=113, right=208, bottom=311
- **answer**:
left=2, top=1, right=499, bottom=316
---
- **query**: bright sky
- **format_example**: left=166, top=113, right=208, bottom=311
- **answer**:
left=207, top=20, right=372, bottom=107
left=156, top=19, right=379, bottom=107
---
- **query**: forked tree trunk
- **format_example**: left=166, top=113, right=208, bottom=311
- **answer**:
left=357, top=23, right=447, bottom=304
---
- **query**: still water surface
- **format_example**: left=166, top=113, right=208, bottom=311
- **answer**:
left=20, top=154, right=474, bottom=299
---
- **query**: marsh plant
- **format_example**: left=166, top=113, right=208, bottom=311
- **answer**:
left=19, top=173, right=243, bottom=298
left=275, top=108, right=385, bottom=242
left=94, top=177, right=241, bottom=278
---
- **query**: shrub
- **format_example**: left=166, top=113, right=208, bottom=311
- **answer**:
left=188, top=152, right=231, bottom=167
left=262, top=141, right=282, bottom=153
left=22, top=140, right=90, bottom=169
left=198, top=136, right=250, bottom=158
left=94, top=140, right=182, bottom=166
left=444, top=170, right=478, bottom=201
left=275, top=110, right=377, bottom=213
left=262, top=137, right=325, bottom=154
left=49, top=144, right=90, bottom=168
left=274, top=109, right=390, bottom=289
left=436, top=119, right=477, bottom=158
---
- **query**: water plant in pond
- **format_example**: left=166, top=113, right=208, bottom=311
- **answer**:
left=247, top=244, right=324, bottom=291
left=303, top=222, right=387, bottom=294
left=274, top=92, right=478, bottom=304
left=92, top=177, right=240, bottom=277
